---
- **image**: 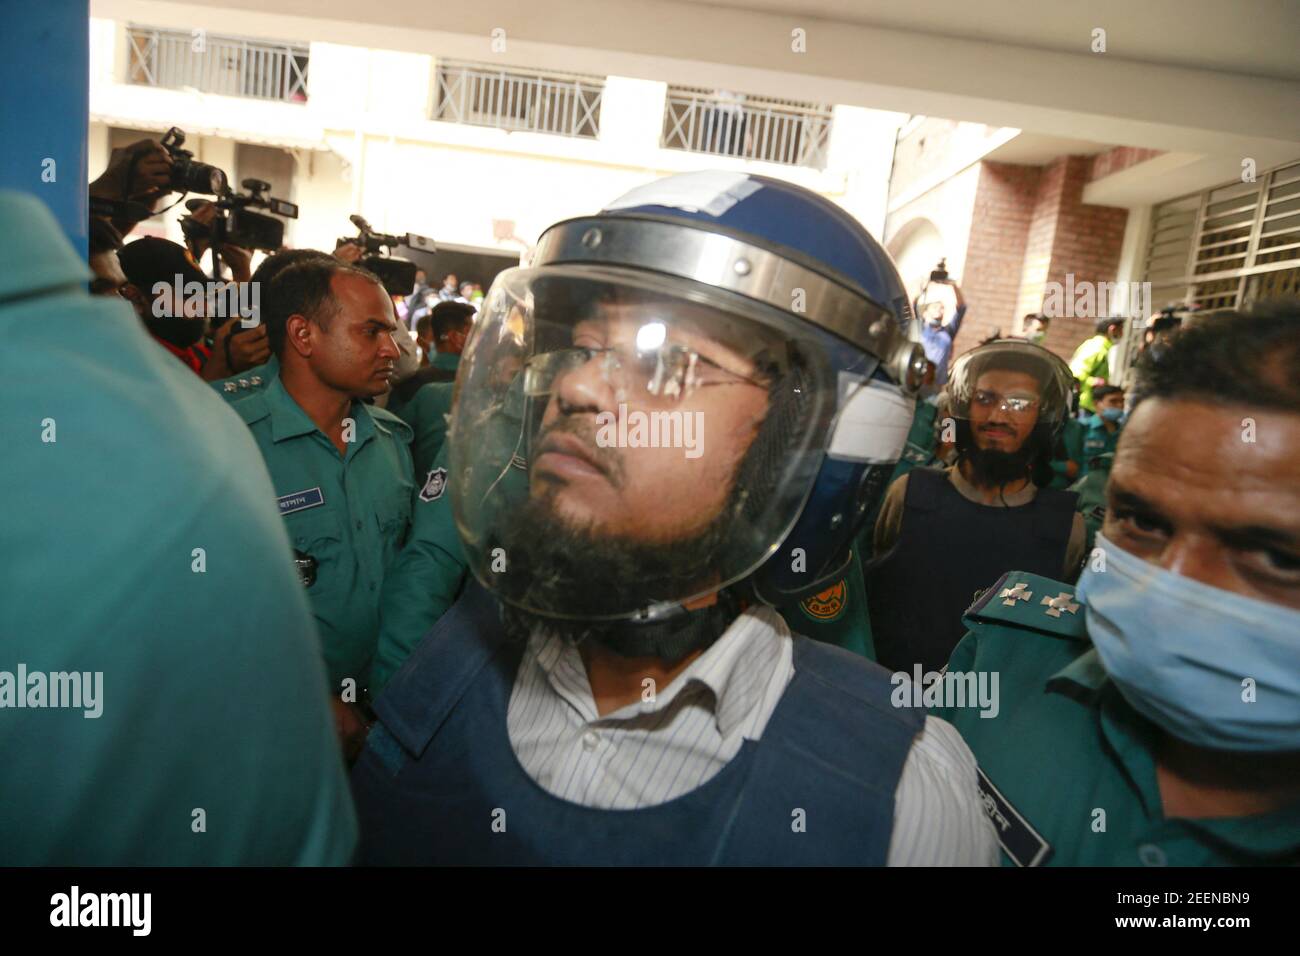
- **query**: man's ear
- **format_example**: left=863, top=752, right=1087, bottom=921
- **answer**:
left=285, top=314, right=313, bottom=357
left=119, top=283, right=148, bottom=319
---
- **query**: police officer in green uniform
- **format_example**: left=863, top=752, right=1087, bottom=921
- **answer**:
left=935, top=308, right=1300, bottom=866
left=230, top=257, right=413, bottom=746
left=1078, top=383, right=1125, bottom=473
left=3, top=192, right=355, bottom=864
left=209, top=249, right=338, bottom=401
left=385, top=301, right=470, bottom=420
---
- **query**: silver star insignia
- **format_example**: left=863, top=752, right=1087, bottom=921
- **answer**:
left=999, top=582, right=1032, bottom=606
left=1042, top=592, right=1080, bottom=618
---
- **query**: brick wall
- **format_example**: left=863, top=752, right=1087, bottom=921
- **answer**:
left=952, top=161, right=1042, bottom=355
left=889, top=151, right=1131, bottom=368
left=1034, top=156, right=1129, bottom=358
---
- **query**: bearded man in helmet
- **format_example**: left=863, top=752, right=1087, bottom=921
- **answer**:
left=351, top=171, right=997, bottom=866
left=868, top=340, right=1088, bottom=675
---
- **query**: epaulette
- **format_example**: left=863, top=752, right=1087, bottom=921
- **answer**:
left=229, top=389, right=270, bottom=426
left=214, top=373, right=268, bottom=402
left=960, top=570, right=1087, bottom=640
left=369, top=404, right=415, bottom=443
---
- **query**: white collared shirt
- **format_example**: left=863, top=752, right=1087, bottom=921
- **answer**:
left=506, top=605, right=999, bottom=865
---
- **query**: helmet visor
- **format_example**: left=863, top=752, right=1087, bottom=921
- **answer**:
left=447, top=264, right=845, bottom=622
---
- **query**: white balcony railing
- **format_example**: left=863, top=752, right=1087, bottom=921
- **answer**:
left=126, top=25, right=309, bottom=103
left=433, top=60, right=603, bottom=139
left=662, top=88, right=833, bottom=169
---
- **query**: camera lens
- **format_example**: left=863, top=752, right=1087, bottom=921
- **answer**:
left=172, top=159, right=228, bottom=196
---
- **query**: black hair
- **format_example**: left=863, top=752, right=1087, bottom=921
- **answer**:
left=263, top=259, right=383, bottom=356
left=1092, top=384, right=1124, bottom=404
left=429, top=300, right=476, bottom=341
left=1095, top=316, right=1123, bottom=335
left=1147, top=315, right=1181, bottom=336
left=1131, top=299, right=1300, bottom=414
left=415, top=313, right=435, bottom=337
left=250, top=247, right=333, bottom=286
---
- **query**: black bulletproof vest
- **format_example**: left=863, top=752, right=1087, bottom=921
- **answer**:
left=867, top=467, right=1077, bottom=675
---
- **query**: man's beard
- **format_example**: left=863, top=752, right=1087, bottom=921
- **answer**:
left=144, top=313, right=207, bottom=349
left=963, top=435, right=1035, bottom=487
left=489, top=483, right=733, bottom=660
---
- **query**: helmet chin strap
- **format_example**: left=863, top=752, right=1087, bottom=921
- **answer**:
left=501, top=590, right=741, bottom=665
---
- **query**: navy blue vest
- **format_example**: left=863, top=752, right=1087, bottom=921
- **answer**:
left=352, top=581, right=924, bottom=865
left=868, top=466, right=1078, bottom=675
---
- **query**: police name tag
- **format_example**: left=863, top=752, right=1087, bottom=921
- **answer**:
left=278, top=487, right=325, bottom=516
left=976, top=766, right=1053, bottom=867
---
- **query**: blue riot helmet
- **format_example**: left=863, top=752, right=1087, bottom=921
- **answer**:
left=447, top=171, right=925, bottom=648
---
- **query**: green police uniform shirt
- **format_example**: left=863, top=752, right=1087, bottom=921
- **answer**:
left=395, top=380, right=455, bottom=479
left=1079, top=413, right=1121, bottom=472
left=231, top=376, right=414, bottom=692
left=934, top=570, right=1300, bottom=866
left=371, top=444, right=469, bottom=695
left=1069, top=453, right=1113, bottom=554
left=211, top=353, right=279, bottom=401
left=1050, top=416, right=1086, bottom=489
left=777, top=551, right=876, bottom=659
left=2, top=191, right=355, bottom=864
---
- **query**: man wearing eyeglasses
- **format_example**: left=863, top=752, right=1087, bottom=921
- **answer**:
left=352, top=172, right=998, bottom=866
left=868, top=340, right=1087, bottom=675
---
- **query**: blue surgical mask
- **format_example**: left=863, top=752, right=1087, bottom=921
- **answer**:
left=1099, top=407, right=1124, bottom=422
left=1076, top=534, right=1300, bottom=752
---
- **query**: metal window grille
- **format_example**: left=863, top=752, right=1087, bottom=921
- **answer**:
left=661, top=87, right=832, bottom=169
left=1142, top=159, right=1300, bottom=314
left=126, top=25, right=309, bottom=103
left=432, top=60, right=603, bottom=138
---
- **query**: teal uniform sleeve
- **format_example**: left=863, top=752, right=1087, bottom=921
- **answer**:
left=1049, top=417, right=1085, bottom=488
left=408, top=382, right=454, bottom=479
left=3, top=196, right=355, bottom=865
left=371, top=445, right=468, bottom=695
left=777, top=549, right=875, bottom=660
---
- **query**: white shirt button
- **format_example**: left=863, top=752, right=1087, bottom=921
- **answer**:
left=581, top=730, right=599, bottom=752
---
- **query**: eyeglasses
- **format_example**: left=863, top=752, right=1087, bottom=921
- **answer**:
left=523, top=344, right=766, bottom=406
left=971, top=388, right=1039, bottom=415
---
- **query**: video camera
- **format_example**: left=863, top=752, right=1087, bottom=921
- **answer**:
left=337, top=214, right=436, bottom=296
left=182, top=178, right=299, bottom=258
left=159, top=127, right=228, bottom=195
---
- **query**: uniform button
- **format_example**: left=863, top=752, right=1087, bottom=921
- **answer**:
left=355, top=520, right=362, bottom=530
left=581, top=731, right=599, bottom=752
left=369, top=583, right=375, bottom=592
left=1138, top=844, right=1167, bottom=867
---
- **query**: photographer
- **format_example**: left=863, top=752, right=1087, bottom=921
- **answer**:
left=117, top=236, right=214, bottom=375
left=88, top=138, right=174, bottom=239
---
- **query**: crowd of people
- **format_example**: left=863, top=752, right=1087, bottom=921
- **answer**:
left=3, top=141, right=1297, bottom=867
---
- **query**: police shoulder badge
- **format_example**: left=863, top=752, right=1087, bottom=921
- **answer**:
left=419, top=467, right=448, bottom=503
left=800, top=579, right=848, bottom=622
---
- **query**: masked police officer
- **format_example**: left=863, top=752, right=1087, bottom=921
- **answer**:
left=352, top=172, right=997, bottom=865
left=230, top=258, right=413, bottom=757
left=868, top=340, right=1086, bottom=674
left=936, top=305, right=1300, bottom=865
